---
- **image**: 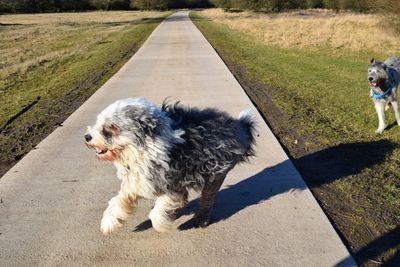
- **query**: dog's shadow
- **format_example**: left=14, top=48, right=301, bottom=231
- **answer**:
left=133, top=160, right=305, bottom=232
left=179, top=160, right=304, bottom=230
left=133, top=219, right=153, bottom=232
left=385, top=121, right=398, bottom=132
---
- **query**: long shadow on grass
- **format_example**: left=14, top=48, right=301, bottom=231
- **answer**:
left=294, top=139, right=398, bottom=187
left=335, top=225, right=400, bottom=267
left=295, top=140, right=399, bottom=266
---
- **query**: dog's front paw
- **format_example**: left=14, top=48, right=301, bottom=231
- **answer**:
left=375, top=127, right=386, bottom=134
left=194, top=212, right=211, bottom=228
left=149, top=208, right=175, bottom=232
left=100, top=213, right=122, bottom=235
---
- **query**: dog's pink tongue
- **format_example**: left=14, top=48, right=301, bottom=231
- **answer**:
left=96, top=147, right=103, bottom=153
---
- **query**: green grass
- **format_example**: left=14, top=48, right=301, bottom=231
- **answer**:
left=191, top=11, right=400, bottom=265
left=0, top=11, right=170, bottom=175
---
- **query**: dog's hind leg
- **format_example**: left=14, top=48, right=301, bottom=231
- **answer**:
left=100, top=181, right=138, bottom=235
left=374, top=100, right=386, bottom=134
left=149, top=193, right=187, bottom=232
left=194, top=173, right=226, bottom=228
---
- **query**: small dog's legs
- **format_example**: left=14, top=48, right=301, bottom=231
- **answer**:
left=194, top=173, right=226, bottom=228
left=391, top=100, right=400, bottom=126
left=149, top=192, right=187, bottom=232
left=374, top=100, right=386, bottom=134
left=101, top=183, right=138, bottom=235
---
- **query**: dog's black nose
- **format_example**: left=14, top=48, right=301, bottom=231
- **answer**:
left=368, top=77, right=373, bottom=81
left=84, top=134, right=92, bottom=142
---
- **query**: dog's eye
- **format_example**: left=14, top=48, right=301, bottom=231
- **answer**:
left=102, top=129, right=112, bottom=139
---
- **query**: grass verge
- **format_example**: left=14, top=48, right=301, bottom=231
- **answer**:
left=191, top=10, right=400, bottom=266
left=0, top=11, right=170, bottom=177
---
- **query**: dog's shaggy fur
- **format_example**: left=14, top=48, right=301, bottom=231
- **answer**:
left=368, top=56, right=400, bottom=133
left=85, top=97, right=256, bottom=234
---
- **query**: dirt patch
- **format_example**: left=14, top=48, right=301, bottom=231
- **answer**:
left=220, top=60, right=400, bottom=266
left=0, top=43, right=137, bottom=177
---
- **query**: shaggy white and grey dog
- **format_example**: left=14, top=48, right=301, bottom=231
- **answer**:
left=368, top=56, right=400, bottom=133
left=85, top=97, right=256, bottom=234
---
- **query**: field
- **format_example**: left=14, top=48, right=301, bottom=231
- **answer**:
left=192, top=9, right=400, bottom=266
left=0, top=11, right=170, bottom=176
left=200, top=9, right=399, bottom=53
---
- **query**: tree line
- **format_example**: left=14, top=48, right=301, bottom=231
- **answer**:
left=0, top=0, right=398, bottom=13
left=211, top=0, right=399, bottom=13
left=0, top=0, right=212, bottom=13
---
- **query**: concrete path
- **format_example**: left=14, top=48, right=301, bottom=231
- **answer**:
left=0, top=11, right=355, bottom=266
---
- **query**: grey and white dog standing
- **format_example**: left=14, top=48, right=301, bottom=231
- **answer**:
left=368, top=56, right=400, bottom=133
left=85, top=97, right=256, bottom=234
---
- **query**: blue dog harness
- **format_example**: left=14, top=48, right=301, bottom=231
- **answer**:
left=370, top=85, right=392, bottom=99
left=370, top=70, right=395, bottom=99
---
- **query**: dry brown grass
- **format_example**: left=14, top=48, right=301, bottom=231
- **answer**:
left=0, top=10, right=169, bottom=177
left=0, top=11, right=162, bottom=24
left=0, top=11, right=164, bottom=85
left=200, top=8, right=400, bottom=53
left=0, top=10, right=169, bottom=130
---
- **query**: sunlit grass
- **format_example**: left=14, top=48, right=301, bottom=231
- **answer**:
left=0, top=11, right=170, bottom=175
left=192, top=9, right=400, bottom=264
left=200, top=8, right=399, bottom=53
left=0, top=11, right=168, bottom=128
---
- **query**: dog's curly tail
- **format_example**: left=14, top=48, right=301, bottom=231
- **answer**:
left=238, top=109, right=257, bottom=158
left=238, top=109, right=252, bottom=120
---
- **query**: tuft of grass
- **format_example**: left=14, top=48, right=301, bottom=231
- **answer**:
left=191, top=9, right=400, bottom=266
left=0, top=11, right=170, bottom=176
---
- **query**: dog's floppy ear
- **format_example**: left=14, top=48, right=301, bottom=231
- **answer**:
left=122, top=105, right=158, bottom=134
left=370, top=58, right=376, bottom=64
left=103, top=123, right=120, bottom=137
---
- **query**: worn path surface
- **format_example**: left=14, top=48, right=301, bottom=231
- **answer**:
left=0, top=11, right=355, bottom=266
